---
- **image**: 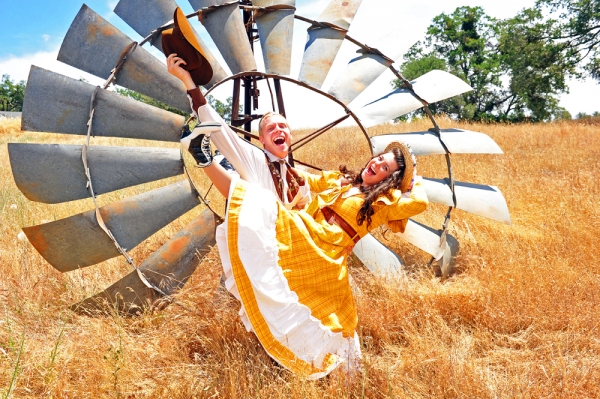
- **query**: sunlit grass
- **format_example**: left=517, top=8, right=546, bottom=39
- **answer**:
left=0, top=116, right=599, bottom=398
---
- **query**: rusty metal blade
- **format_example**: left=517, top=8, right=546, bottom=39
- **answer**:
left=394, top=219, right=459, bottom=277
left=353, top=70, right=473, bottom=127
left=298, top=0, right=363, bottom=89
left=422, top=178, right=512, bottom=225
left=188, top=0, right=257, bottom=74
left=8, top=143, right=183, bottom=204
left=114, top=0, right=227, bottom=88
left=370, top=129, right=503, bottom=156
left=22, top=66, right=184, bottom=141
left=72, top=208, right=216, bottom=315
left=353, top=233, right=405, bottom=279
left=23, top=180, right=200, bottom=272
left=253, top=0, right=295, bottom=75
left=57, top=4, right=190, bottom=112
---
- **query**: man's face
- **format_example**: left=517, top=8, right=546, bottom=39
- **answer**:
left=259, top=114, right=292, bottom=159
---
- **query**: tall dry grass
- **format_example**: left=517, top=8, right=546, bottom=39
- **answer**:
left=0, top=116, right=598, bottom=398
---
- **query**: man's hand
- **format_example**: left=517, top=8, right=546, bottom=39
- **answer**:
left=166, top=53, right=196, bottom=90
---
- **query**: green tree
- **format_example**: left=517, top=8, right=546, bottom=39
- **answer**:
left=0, top=75, right=26, bottom=112
left=396, top=6, right=574, bottom=122
left=397, top=7, right=505, bottom=121
left=498, top=8, right=576, bottom=121
left=535, top=0, right=600, bottom=81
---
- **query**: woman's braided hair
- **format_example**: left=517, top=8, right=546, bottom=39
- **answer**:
left=340, top=146, right=407, bottom=228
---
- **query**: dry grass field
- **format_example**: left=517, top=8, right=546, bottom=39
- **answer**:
left=0, top=115, right=598, bottom=398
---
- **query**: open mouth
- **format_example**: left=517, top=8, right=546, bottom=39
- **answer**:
left=364, top=164, right=375, bottom=176
left=273, top=137, right=286, bottom=145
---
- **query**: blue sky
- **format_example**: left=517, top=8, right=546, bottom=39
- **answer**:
left=2, top=0, right=598, bottom=126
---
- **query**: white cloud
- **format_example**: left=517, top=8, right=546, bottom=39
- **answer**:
left=0, top=47, right=104, bottom=85
left=42, top=34, right=50, bottom=42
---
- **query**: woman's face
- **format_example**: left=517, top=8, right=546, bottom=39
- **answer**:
left=361, top=152, right=399, bottom=187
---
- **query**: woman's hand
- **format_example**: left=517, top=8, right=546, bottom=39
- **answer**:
left=166, top=53, right=196, bottom=90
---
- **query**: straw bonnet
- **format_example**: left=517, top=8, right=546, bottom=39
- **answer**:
left=161, top=7, right=213, bottom=86
left=384, top=141, right=416, bottom=193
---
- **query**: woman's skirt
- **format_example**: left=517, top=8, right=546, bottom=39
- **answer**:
left=216, top=178, right=361, bottom=379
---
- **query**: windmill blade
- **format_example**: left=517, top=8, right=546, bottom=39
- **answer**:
left=353, top=70, right=472, bottom=128
left=422, top=178, right=512, bottom=225
left=8, top=143, right=183, bottom=204
left=352, top=233, right=405, bottom=280
left=188, top=0, right=257, bottom=74
left=22, top=66, right=184, bottom=142
left=298, top=0, right=363, bottom=89
left=72, top=208, right=216, bottom=315
left=328, top=39, right=400, bottom=105
left=370, top=129, right=503, bottom=156
left=57, top=4, right=190, bottom=112
left=253, top=0, right=295, bottom=75
left=114, top=0, right=227, bottom=88
left=395, top=219, right=459, bottom=277
left=22, top=180, right=200, bottom=272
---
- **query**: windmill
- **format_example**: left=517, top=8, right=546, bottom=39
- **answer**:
left=8, top=0, right=511, bottom=314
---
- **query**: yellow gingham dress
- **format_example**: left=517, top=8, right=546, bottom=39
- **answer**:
left=216, top=170, right=428, bottom=379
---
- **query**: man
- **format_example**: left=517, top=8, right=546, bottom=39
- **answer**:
left=168, top=57, right=310, bottom=211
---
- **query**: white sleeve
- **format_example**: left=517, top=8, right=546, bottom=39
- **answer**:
left=195, top=103, right=265, bottom=184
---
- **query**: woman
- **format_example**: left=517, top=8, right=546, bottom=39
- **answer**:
left=195, top=130, right=427, bottom=379
left=160, top=9, right=428, bottom=378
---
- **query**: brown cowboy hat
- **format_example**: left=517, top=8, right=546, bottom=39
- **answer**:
left=161, top=7, right=213, bottom=86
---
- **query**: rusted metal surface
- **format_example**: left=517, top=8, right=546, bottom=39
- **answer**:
left=370, top=129, right=503, bottom=156
left=354, top=70, right=473, bottom=128
left=421, top=178, right=511, bottom=225
left=57, top=5, right=190, bottom=112
left=395, top=219, right=459, bottom=278
left=188, top=0, right=257, bottom=74
left=114, top=0, right=227, bottom=89
left=253, top=0, right=295, bottom=75
left=23, top=180, right=200, bottom=272
left=296, top=0, right=363, bottom=89
left=72, top=208, right=216, bottom=315
left=8, top=143, right=183, bottom=204
left=22, top=66, right=184, bottom=142
left=352, top=233, right=405, bottom=280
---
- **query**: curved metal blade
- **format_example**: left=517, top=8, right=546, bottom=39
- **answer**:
left=72, top=208, right=216, bottom=315
left=395, top=219, right=459, bottom=277
left=253, top=0, right=295, bottom=75
left=353, top=70, right=473, bottom=127
left=370, top=129, right=503, bottom=156
left=328, top=39, right=401, bottom=105
left=22, top=66, right=184, bottom=142
left=188, top=0, right=257, bottom=74
left=8, top=143, right=183, bottom=204
left=352, top=233, right=405, bottom=280
left=114, top=0, right=227, bottom=88
left=57, top=4, right=190, bottom=112
left=23, top=180, right=200, bottom=272
left=298, top=0, right=363, bottom=88
left=422, top=178, right=511, bottom=225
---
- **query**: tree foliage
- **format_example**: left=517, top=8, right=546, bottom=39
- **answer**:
left=396, top=6, right=574, bottom=122
left=535, top=0, right=600, bottom=80
left=0, top=75, right=26, bottom=112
